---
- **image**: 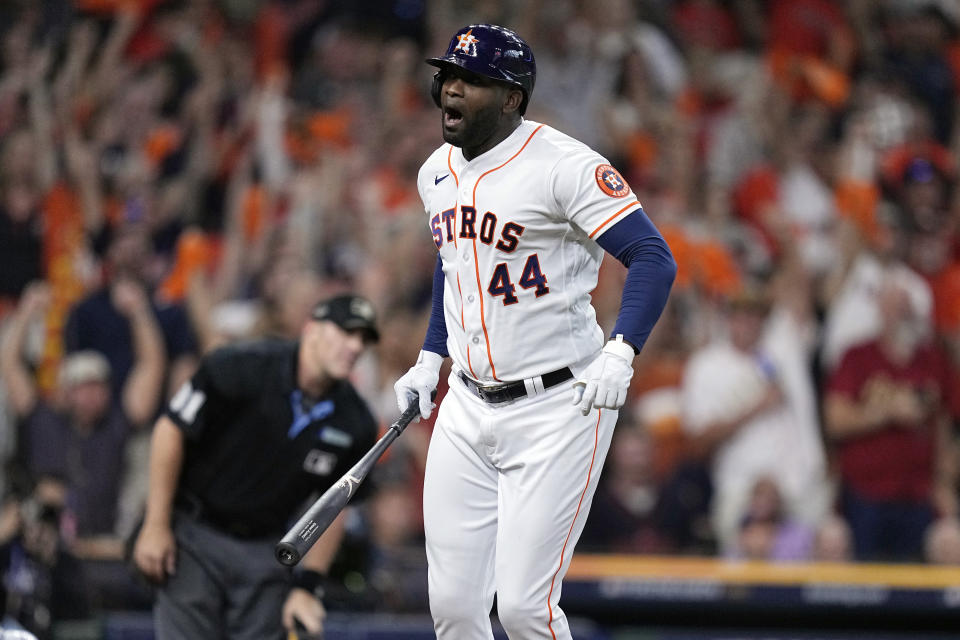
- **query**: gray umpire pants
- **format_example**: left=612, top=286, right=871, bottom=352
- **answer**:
left=155, top=513, right=290, bottom=640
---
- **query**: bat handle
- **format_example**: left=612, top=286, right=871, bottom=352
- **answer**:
left=391, top=388, right=437, bottom=435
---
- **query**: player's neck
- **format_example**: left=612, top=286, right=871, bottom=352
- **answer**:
left=462, top=116, right=522, bottom=161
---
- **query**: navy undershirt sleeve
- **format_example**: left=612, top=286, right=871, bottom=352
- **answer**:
left=422, top=255, right=449, bottom=357
left=594, top=209, right=677, bottom=354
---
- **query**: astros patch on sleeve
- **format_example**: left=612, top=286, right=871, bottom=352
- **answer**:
left=551, top=148, right=641, bottom=239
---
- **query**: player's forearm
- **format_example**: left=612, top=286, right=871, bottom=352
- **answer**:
left=595, top=210, right=677, bottom=354
left=422, top=255, right=449, bottom=356
left=143, top=416, right=185, bottom=529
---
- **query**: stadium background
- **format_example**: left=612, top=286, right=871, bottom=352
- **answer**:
left=0, top=0, right=959, bottom=638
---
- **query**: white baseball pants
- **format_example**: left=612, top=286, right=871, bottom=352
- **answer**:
left=423, top=371, right=617, bottom=639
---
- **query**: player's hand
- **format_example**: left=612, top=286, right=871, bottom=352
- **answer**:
left=132, top=521, right=177, bottom=584
left=572, top=338, right=635, bottom=415
left=282, top=587, right=326, bottom=638
left=394, top=350, right=443, bottom=419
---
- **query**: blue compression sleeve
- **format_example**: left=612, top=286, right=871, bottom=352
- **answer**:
left=422, top=255, right=449, bottom=356
left=594, top=209, right=677, bottom=354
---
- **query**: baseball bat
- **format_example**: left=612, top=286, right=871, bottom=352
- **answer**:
left=275, top=390, right=434, bottom=567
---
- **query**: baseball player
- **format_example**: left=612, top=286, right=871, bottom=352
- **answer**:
left=394, top=24, right=676, bottom=639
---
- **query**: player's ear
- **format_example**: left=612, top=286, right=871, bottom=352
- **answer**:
left=502, top=88, right=523, bottom=115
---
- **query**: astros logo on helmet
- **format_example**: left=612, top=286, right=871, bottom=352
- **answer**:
left=453, top=29, right=479, bottom=55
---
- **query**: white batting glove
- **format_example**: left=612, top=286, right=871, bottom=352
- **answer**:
left=572, top=336, right=635, bottom=416
left=394, top=350, right=444, bottom=419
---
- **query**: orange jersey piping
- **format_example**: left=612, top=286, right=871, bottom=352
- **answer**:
left=468, top=124, right=544, bottom=380
left=447, top=147, right=459, bottom=249
left=588, top=200, right=640, bottom=239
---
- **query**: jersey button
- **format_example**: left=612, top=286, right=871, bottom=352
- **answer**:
left=472, top=336, right=480, bottom=345
left=462, top=253, right=469, bottom=263
left=467, top=294, right=475, bottom=303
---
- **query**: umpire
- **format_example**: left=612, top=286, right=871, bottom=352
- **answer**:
left=133, top=294, right=381, bottom=639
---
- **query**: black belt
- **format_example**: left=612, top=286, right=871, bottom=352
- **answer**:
left=175, top=492, right=281, bottom=540
left=458, top=367, right=573, bottom=404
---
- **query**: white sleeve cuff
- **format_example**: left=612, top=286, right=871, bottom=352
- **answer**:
left=417, top=349, right=445, bottom=372
left=602, top=336, right=635, bottom=362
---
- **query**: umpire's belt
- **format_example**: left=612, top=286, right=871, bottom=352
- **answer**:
left=175, top=492, right=281, bottom=540
left=458, top=367, right=573, bottom=404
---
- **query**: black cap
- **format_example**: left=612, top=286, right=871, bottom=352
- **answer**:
left=311, top=294, right=380, bottom=343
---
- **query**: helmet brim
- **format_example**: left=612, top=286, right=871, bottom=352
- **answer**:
left=427, top=56, right=521, bottom=89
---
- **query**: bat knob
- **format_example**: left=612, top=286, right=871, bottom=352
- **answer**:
left=275, top=542, right=302, bottom=567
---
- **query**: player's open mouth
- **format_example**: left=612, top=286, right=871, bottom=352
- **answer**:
left=443, top=106, right=463, bottom=127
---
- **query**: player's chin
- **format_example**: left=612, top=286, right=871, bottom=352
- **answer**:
left=442, top=130, right=464, bottom=148
left=441, top=115, right=467, bottom=145
left=441, top=124, right=467, bottom=146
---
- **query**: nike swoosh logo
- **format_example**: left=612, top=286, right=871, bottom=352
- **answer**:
left=435, top=174, right=449, bottom=185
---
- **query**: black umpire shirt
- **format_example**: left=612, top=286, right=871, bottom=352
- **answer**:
left=164, top=338, right=378, bottom=537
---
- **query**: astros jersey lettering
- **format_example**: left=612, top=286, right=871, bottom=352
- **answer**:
left=416, top=119, right=640, bottom=382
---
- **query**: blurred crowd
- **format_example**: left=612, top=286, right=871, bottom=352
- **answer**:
left=1, top=0, right=960, bottom=635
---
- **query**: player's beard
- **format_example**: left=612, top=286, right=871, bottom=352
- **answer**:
left=442, top=100, right=505, bottom=157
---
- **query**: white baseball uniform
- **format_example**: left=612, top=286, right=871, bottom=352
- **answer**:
left=415, top=119, right=641, bottom=639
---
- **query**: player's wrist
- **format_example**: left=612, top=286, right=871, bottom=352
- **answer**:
left=603, top=334, right=636, bottom=362
left=416, top=349, right=444, bottom=372
left=291, top=569, right=327, bottom=600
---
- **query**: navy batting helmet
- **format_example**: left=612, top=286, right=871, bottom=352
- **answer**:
left=427, top=24, right=536, bottom=115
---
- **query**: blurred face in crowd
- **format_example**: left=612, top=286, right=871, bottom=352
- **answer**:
left=1, top=129, right=36, bottom=183
left=900, top=158, right=949, bottom=234
left=744, top=476, right=783, bottom=524
left=66, top=379, right=112, bottom=430
left=869, top=210, right=907, bottom=262
left=609, top=422, right=654, bottom=486
left=877, top=278, right=924, bottom=358
left=369, top=484, right=418, bottom=548
left=2, top=179, right=38, bottom=223
left=727, top=304, right=767, bottom=352
left=903, top=176, right=945, bottom=226
left=737, top=476, right=785, bottom=560
left=107, top=223, right=152, bottom=281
